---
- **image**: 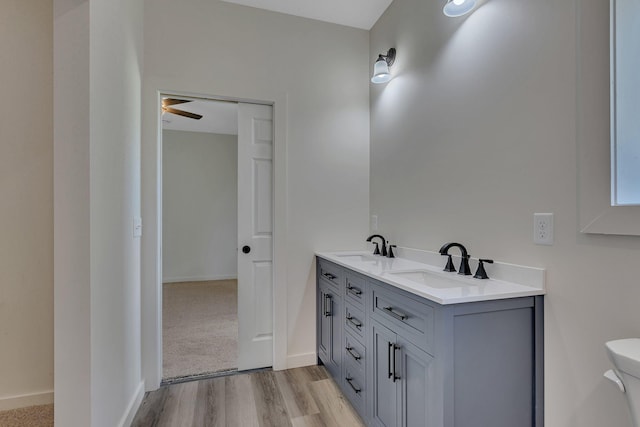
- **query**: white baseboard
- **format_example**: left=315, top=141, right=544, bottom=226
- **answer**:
left=117, top=380, right=145, bottom=427
left=163, top=274, right=237, bottom=283
left=286, top=352, right=317, bottom=369
left=0, top=390, right=54, bottom=411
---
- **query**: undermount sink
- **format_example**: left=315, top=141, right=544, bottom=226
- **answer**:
left=385, top=269, right=473, bottom=289
left=334, top=253, right=379, bottom=263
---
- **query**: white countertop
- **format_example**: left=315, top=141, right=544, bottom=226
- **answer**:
left=316, top=250, right=545, bottom=305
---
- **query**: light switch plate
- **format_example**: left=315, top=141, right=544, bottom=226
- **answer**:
left=133, top=217, right=142, bottom=238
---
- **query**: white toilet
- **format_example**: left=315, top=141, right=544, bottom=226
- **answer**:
left=605, top=338, right=640, bottom=427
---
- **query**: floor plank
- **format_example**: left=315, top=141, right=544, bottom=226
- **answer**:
left=132, top=387, right=169, bottom=427
left=224, top=373, right=260, bottom=427
left=290, top=413, right=327, bottom=427
left=309, top=379, right=365, bottom=427
left=274, top=368, right=320, bottom=418
left=131, top=366, right=364, bottom=427
left=193, top=377, right=225, bottom=426
left=157, top=381, right=198, bottom=427
left=250, top=370, right=292, bottom=427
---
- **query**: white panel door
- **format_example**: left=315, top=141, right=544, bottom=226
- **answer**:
left=237, top=103, right=273, bottom=370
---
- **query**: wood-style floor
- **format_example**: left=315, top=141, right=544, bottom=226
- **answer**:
left=132, top=365, right=365, bottom=427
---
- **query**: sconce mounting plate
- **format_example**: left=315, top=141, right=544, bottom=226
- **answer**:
left=384, top=48, right=396, bottom=66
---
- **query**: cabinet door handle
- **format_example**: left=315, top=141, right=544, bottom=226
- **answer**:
left=322, top=272, right=336, bottom=280
left=346, top=315, right=362, bottom=329
left=347, top=284, right=362, bottom=296
left=345, top=377, right=361, bottom=394
left=346, top=346, right=362, bottom=361
left=388, top=342, right=393, bottom=379
left=392, top=344, right=401, bottom=382
left=324, top=294, right=332, bottom=317
left=322, top=293, right=327, bottom=317
left=383, top=306, right=408, bottom=321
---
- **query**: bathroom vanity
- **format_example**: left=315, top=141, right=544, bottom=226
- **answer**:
left=316, top=251, right=544, bottom=427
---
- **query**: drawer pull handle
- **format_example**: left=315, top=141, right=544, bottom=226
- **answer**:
left=345, top=377, right=361, bottom=394
left=346, top=315, right=362, bottom=329
left=347, top=284, right=362, bottom=296
left=383, top=306, right=408, bottom=321
left=322, top=272, right=337, bottom=280
left=346, top=346, right=362, bottom=361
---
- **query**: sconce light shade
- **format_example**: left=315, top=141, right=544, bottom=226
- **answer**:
left=371, top=48, right=396, bottom=84
left=443, top=0, right=476, bottom=17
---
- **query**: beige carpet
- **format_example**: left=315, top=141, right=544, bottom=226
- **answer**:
left=163, top=280, right=238, bottom=380
left=0, top=404, right=53, bottom=427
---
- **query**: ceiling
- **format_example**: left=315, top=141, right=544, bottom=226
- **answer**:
left=162, top=99, right=238, bottom=135
left=220, top=0, right=393, bottom=30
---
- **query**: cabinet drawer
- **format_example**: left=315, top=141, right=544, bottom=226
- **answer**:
left=344, top=332, right=366, bottom=372
left=344, top=303, right=366, bottom=340
left=343, top=360, right=366, bottom=417
left=372, top=282, right=435, bottom=354
left=345, top=273, right=366, bottom=308
left=318, top=259, right=344, bottom=288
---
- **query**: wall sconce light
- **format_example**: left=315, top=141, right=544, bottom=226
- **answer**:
left=371, top=48, right=396, bottom=84
left=443, top=0, right=476, bottom=17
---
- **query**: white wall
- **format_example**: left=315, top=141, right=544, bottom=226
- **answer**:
left=54, top=0, right=144, bottom=425
left=370, top=0, right=640, bottom=426
left=163, top=130, right=238, bottom=282
left=142, top=0, right=370, bottom=386
left=0, top=0, right=54, bottom=411
left=54, top=1, right=90, bottom=422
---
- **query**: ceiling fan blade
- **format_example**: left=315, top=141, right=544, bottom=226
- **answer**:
left=162, top=98, right=191, bottom=107
left=164, top=107, right=203, bottom=120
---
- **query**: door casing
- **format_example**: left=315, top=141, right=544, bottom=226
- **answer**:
left=141, top=90, right=288, bottom=390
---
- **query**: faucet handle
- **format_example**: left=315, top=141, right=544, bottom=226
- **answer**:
left=372, top=242, right=380, bottom=255
left=441, top=253, right=456, bottom=272
left=459, top=254, right=472, bottom=276
left=387, top=245, right=397, bottom=258
left=473, top=259, right=494, bottom=279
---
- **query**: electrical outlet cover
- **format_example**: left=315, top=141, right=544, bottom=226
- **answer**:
left=534, top=213, right=553, bottom=245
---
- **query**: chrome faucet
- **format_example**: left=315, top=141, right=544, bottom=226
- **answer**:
left=366, top=234, right=387, bottom=257
left=439, top=242, right=471, bottom=275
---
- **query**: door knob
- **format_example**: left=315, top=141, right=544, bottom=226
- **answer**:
left=242, top=245, right=251, bottom=254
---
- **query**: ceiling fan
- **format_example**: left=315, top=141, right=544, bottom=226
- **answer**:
left=161, top=98, right=203, bottom=120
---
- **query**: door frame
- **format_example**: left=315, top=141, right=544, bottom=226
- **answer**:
left=141, top=89, right=288, bottom=391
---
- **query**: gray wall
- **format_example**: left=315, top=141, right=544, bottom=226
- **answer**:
left=370, top=0, right=639, bottom=426
left=162, top=130, right=238, bottom=282
left=0, top=0, right=53, bottom=409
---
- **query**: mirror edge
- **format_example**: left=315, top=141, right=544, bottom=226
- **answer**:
left=577, top=0, right=640, bottom=236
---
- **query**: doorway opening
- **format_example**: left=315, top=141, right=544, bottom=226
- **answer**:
left=160, top=95, right=274, bottom=383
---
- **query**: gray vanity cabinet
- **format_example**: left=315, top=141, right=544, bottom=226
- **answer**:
left=316, top=257, right=544, bottom=427
left=371, top=314, right=435, bottom=427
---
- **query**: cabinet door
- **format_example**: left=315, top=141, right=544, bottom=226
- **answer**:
left=396, top=336, right=435, bottom=427
left=318, top=284, right=331, bottom=364
left=371, top=321, right=399, bottom=427
left=318, top=280, right=342, bottom=379
left=329, top=286, right=342, bottom=377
